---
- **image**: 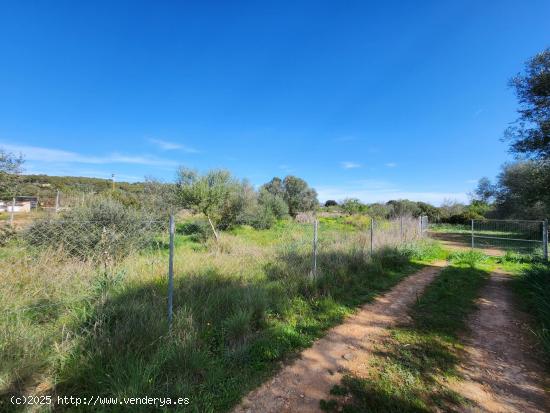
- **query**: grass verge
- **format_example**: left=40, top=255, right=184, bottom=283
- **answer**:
left=511, top=261, right=550, bottom=367
left=0, top=218, right=444, bottom=412
left=321, top=250, right=491, bottom=413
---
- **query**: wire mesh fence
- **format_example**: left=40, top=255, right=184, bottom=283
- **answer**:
left=0, top=216, right=169, bottom=319
left=0, top=213, right=428, bottom=325
left=471, top=219, right=548, bottom=258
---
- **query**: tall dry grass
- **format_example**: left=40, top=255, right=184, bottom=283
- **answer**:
left=0, top=215, right=440, bottom=412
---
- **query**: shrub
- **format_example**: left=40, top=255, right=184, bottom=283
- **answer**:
left=514, top=264, right=550, bottom=361
left=0, top=225, right=16, bottom=247
left=447, top=211, right=484, bottom=225
left=258, top=189, right=288, bottom=220
left=177, top=219, right=212, bottom=242
left=449, top=250, right=488, bottom=267
left=341, top=198, right=364, bottom=215
left=24, top=198, right=161, bottom=261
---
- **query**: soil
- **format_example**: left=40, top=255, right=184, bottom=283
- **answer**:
left=428, top=232, right=505, bottom=257
left=233, top=261, right=448, bottom=413
left=451, top=270, right=550, bottom=412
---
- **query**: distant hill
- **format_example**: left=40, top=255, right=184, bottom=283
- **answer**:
left=5, top=174, right=146, bottom=201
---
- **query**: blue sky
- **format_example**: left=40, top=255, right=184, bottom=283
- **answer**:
left=1, top=1, right=549, bottom=205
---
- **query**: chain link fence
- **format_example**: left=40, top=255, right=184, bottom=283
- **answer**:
left=0, top=216, right=169, bottom=319
left=1, top=213, right=428, bottom=327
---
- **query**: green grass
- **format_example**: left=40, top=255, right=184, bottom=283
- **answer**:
left=0, top=217, right=443, bottom=412
left=429, top=224, right=547, bottom=255
left=511, top=262, right=550, bottom=367
left=321, top=252, right=492, bottom=413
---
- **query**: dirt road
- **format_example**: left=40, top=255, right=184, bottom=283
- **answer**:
left=452, top=270, right=550, bottom=413
left=233, top=262, right=447, bottom=413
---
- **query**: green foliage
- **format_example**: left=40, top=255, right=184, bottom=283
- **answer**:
left=258, top=188, right=288, bottom=219
left=0, top=225, right=16, bottom=247
left=493, top=161, right=550, bottom=219
left=262, top=175, right=318, bottom=218
left=324, top=200, right=338, bottom=207
left=513, top=263, right=550, bottom=363
left=2, top=208, right=446, bottom=410
left=448, top=250, right=488, bottom=267
left=505, top=47, right=550, bottom=160
left=177, top=219, right=212, bottom=242
left=24, top=197, right=159, bottom=261
left=368, top=203, right=392, bottom=219
left=482, top=48, right=550, bottom=220
left=473, top=177, right=496, bottom=203
left=467, top=200, right=492, bottom=216
left=177, top=170, right=291, bottom=235
left=0, top=149, right=25, bottom=197
left=5, top=173, right=150, bottom=203
left=340, top=198, right=364, bottom=215
left=416, top=202, right=440, bottom=222
left=400, top=241, right=447, bottom=262
left=438, top=200, right=466, bottom=222
left=322, top=263, right=489, bottom=412
left=447, top=210, right=484, bottom=225
left=387, top=199, right=421, bottom=218
left=176, top=167, right=239, bottom=237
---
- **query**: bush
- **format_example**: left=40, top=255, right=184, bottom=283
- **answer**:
left=24, top=198, right=161, bottom=261
left=0, top=225, right=16, bottom=247
left=449, top=250, right=488, bottom=267
left=514, top=264, right=550, bottom=361
left=177, top=219, right=213, bottom=242
left=258, top=189, right=288, bottom=220
left=447, top=211, right=484, bottom=225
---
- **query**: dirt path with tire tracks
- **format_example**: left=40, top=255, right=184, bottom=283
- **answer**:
left=451, top=270, right=550, bottom=413
left=233, top=261, right=447, bottom=413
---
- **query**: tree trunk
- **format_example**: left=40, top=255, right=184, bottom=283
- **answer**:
left=207, top=215, right=219, bottom=241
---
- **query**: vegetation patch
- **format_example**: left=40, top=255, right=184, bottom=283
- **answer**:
left=321, top=257, right=491, bottom=413
left=512, top=263, right=550, bottom=366
left=0, top=213, right=442, bottom=412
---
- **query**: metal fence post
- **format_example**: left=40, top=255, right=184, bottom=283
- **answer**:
left=9, top=197, right=15, bottom=227
left=400, top=215, right=404, bottom=242
left=543, top=219, right=548, bottom=261
left=370, top=218, right=374, bottom=255
left=55, top=190, right=60, bottom=213
left=471, top=219, right=474, bottom=249
left=418, top=216, right=422, bottom=238
left=168, top=214, right=175, bottom=330
left=312, top=219, right=318, bottom=279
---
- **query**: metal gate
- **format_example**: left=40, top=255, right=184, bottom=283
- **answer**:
left=471, top=219, right=548, bottom=259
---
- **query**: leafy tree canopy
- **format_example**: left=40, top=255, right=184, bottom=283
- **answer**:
left=262, top=175, right=318, bottom=217
left=505, top=48, right=550, bottom=160
left=0, top=149, right=25, bottom=197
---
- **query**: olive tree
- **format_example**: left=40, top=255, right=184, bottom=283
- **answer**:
left=340, top=198, right=364, bottom=215
left=262, top=175, right=318, bottom=218
left=0, top=149, right=25, bottom=198
left=176, top=167, right=238, bottom=241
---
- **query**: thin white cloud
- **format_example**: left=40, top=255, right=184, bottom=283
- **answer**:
left=385, top=162, right=397, bottom=168
left=341, top=161, right=362, bottom=169
left=465, top=179, right=478, bottom=184
left=148, top=138, right=199, bottom=153
left=1, top=143, right=177, bottom=167
left=473, top=108, right=484, bottom=118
